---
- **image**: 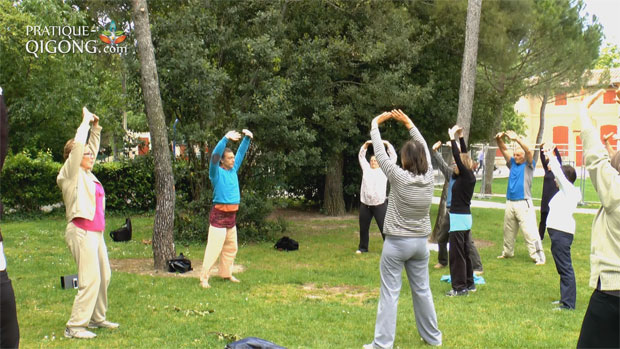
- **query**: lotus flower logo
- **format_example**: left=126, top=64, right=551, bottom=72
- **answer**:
left=99, top=21, right=126, bottom=45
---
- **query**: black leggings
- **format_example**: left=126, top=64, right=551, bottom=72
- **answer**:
left=577, top=289, right=620, bottom=348
left=1, top=271, right=20, bottom=349
left=358, top=201, right=387, bottom=251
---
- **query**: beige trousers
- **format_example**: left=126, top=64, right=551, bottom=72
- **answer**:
left=502, top=199, right=546, bottom=263
left=200, top=225, right=238, bottom=281
left=64, top=222, right=111, bottom=329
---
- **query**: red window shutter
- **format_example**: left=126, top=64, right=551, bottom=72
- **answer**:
left=603, top=89, right=616, bottom=104
left=555, top=93, right=567, bottom=106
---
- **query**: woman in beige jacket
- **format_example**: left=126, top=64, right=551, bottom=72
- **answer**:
left=57, top=108, right=118, bottom=339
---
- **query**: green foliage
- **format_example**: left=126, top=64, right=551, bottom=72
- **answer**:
left=92, top=156, right=156, bottom=212
left=0, top=0, right=129, bottom=161
left=595, top=43, right=620, bottom=68
left=0, top=150, right=61, bottom=211
left=476, top=0, right=602, bottom=138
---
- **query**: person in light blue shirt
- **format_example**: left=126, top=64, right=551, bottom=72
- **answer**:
left=495, top=131, right=545, bottom=264
left=200, top=129, right=253, bottom=288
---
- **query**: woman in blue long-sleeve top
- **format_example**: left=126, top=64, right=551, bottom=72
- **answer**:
left=200, top=129, right=253, bottom=288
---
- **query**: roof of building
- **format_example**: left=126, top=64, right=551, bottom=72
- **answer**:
left=585, top=67, right=620, bottom=87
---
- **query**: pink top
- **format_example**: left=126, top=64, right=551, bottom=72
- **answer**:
left=72, top=182, right=105, bottom=232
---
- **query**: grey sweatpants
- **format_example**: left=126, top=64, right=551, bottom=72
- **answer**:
left=372, top=235, right=442, bottom=348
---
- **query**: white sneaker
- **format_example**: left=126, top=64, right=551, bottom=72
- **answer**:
left=88, top=320, right=119, bottom=329
left=362, top=344, right=375, bottom=349
left=65, top=327, right=97, bottom=339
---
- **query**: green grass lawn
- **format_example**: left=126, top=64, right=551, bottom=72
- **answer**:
left=2, top=206, right=597, bottom=348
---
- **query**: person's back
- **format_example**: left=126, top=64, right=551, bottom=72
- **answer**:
left=384, top=171, right=433, bottom=235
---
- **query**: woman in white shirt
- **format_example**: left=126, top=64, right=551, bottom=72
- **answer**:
left=357, top=140, right=396, bottom=254
left=543, top=144, right=581, bottom=310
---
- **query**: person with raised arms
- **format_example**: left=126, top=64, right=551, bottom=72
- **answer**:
left=57, top=107, right=118, bottom=339
left=576, top=89, right=620, bottom=348
left=364, top=109, right=441, bottom=349
left=200, top=129, right=253, bottom=289
left=356, top=139, right=396, bottom=254
left=495, top=130, right=545, bottom=265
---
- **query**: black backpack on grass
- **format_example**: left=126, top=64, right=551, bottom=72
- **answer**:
left=167, top=253, right=193, bottom=273
left=110, top=218, right=132, bottom=242
left=274, top=236, right=299, bottom=251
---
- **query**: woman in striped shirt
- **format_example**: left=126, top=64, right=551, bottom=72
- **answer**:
left=364, top=109, right=442, bottom=349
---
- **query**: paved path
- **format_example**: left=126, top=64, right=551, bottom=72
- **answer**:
left=431, top=196, right=599, bottom=215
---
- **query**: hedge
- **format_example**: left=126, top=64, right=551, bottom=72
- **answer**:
left=0, top=152, right=284, bottom=241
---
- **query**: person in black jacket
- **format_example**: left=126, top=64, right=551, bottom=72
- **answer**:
left=538, top=143, right=562, bottom=240
left=445, top=125, right=477, bottom=297
left=0, top=87, right=20, bottom=348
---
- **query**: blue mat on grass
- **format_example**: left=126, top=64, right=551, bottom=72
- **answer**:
left=440, top=274, right=485, bottom=285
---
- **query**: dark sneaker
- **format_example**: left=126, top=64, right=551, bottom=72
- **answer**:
left=467, top=285, right=477, bottom=292
left=445, top=289, right=468, bottom=297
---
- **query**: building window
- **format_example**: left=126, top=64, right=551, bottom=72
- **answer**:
left=555, top=93, right=567, bottom=106
left=603, top=89, right=616, bottom=104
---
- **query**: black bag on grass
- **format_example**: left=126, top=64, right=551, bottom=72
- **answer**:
left=274, top=236, right=298, bottom=251
left=110, top=218, right=132, bottom=242
left=167, top=253, right=192, bottom=273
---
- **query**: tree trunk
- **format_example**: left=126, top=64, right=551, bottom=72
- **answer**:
left=324, top=153, right=345, bottom=216
left=455, top=0, right=482, bottom=143
left=533, top=90, right=548, bottom=163
left=434, top=0, right=481, bottom=238
left=132, top=0, right=176, bottom=270
left=483, top=103, right=504, bottom=194
left=430, top=179, right=449, bottom=243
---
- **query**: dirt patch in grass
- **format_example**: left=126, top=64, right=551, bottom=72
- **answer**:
left=300, top=283, right=377, bottom=303
left=473, top=239, right=494, bottom=249
left=109, top=258, right=245, bottom=279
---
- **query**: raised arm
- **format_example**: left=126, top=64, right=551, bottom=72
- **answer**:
left=553, top=146, right=562, bottom=165
left=495, top=132, right=511, bottom=164
left=385, top=140, right=397, bottom=164
left=432, top=141, right=451, bottom=178
left=233, top=129, right=253, bottom=172
left=579, top=89, right=620, bottom=208
left=87, top=112, right=102, bottom=162
left=391, top=109, right=431, bottom=170
left=603, top=132, right=617, bottom=157
left=539, top=142, right=549, bottom=171
left=358, top=142, right=370, bottom=170
left=370, top=112, right=398, bottom=177
left=506, top=131, right=534, bottom=165
left=544, top=145, right=574, bottom=195
left=59, top=108, right=95, bottom=183
left=449, top=126, right=467, bottom=174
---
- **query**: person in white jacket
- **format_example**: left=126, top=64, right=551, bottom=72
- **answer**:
left=542, top=144, right=581, bottom=310
left=356, top=140, right=396, bottom=254
left=57, top=108, right=118, bottom=339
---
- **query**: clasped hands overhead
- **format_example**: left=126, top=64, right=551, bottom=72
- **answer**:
left=372, top=109, right=413, bottom=129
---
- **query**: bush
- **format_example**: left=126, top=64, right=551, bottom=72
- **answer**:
left=174, top=188, right=286, bottom=244
left=93, top=156, right=156, bottom=212
left=1, top=150, right=61, bottom=212
left=1, top=152, right=282, bottom=242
